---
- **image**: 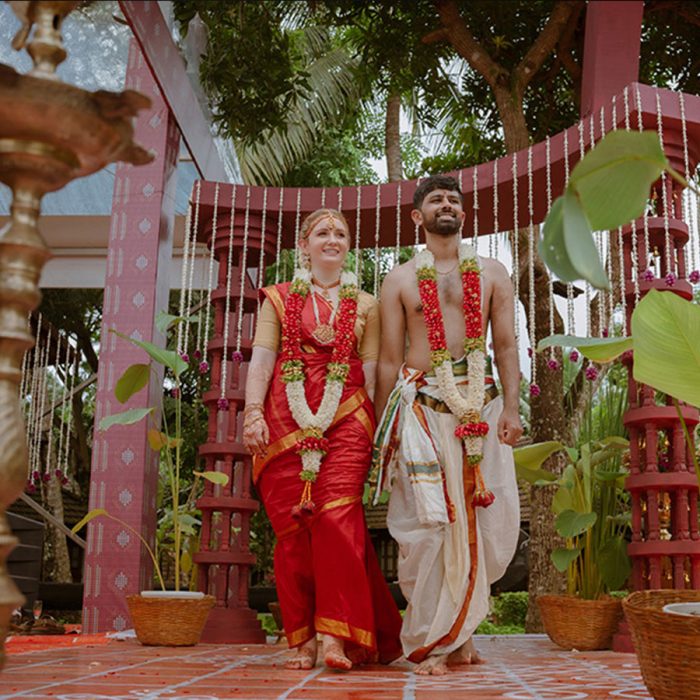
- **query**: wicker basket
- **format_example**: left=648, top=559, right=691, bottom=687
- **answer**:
left=537, top=594, right=622, bottom=651
left=623, top=590, right=700, bottom=700
left=126, top=593, right=215, bottom=646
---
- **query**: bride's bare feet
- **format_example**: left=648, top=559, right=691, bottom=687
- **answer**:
left=322, top=634, right=352, bottom=671
left=414, top=653, right=450, bottom=675
left=447, top=638, right=484, bottom=666
left=284, top=638, right=317, bottom=670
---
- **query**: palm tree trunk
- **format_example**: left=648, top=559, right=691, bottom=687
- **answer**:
left=385, top=92, right=403, bottom=182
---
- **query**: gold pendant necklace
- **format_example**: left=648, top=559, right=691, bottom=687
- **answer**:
left=311, top=290, right=337, bottom=345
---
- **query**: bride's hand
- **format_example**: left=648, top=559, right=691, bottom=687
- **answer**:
left=243, top=409, right=269, bottom=456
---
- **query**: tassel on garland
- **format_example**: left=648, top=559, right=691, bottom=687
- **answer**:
left=472, top=463, right=495, bottom=508
left=291, top=481, right=316, bottom=519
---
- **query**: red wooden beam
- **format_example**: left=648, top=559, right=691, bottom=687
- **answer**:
left=119, top=0, right=229, bottom=182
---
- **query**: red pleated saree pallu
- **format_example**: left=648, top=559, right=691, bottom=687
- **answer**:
left=254, top=283, right=402, bottom=663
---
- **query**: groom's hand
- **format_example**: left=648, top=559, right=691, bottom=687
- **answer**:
left=497, top=408, right=523, bottom=446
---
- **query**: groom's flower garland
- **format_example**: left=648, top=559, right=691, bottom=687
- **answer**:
left=280, top=268, right=359, bottom=517
left=416, top=244, right=495, bottom=508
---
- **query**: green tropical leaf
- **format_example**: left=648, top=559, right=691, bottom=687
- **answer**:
left=555, top=509, right=597, bottom=538
left=111, top=330, right=188, bottom=378
left=99, top=407, right=154, bottom=431
left=552, top=484, right=574, bottom=515
left=515, top=464, right=558, bottom=485
left=513, top=441, right=565, bottom=470
left=537, top=334, right=633, bottom=363
left=563, top=190, right=611, bottom=289
left=631, top=289, right=700, bottom=407
left=598, top=536, right=632, bottom=591
left=72, top=508, right=108, bottom=534
left=600, top=436, right=630, bottom=448
left=569, top=130, right=667, bottom=231
left=551, top=546, right=582, bottom=572
left=594, top=469, right=628, bottom=482
left=194, top=470, right=230, bottom=486
left=114, top=364, right=150, bottom=403
left=155, top=311, right=182, bottom=336
left=539, top=197, right=581, bottom=282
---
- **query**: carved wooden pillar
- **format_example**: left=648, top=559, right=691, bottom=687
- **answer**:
left=621, top=122, right=700, bottom=594
left=194, top=204, right=276, bottom=643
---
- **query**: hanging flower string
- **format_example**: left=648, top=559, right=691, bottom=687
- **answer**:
left=415, top=245, right=494, bottom=508
left=280, top=268, right=359, bottom=517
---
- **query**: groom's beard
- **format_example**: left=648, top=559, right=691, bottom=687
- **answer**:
left=423, top=210, right=461, bottom=236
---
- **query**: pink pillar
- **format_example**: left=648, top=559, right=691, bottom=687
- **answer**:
left=82, top=40, right=180, bottom=633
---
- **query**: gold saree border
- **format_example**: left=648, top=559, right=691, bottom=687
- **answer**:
left=315, top=615, right=376, bottom=650
left=276, top=495, right=362, bottom=540
left=286, top=624, right=314, bottom=648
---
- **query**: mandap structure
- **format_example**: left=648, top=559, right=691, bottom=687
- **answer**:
left=182, top=83, right=700, bottom=643
left=3, top=1, right=700, bottom=648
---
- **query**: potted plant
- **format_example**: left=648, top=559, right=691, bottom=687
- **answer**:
left=535, top=126, right=700, bottom=694
left=73, top=313, right=228, bottom=646
left=515, top=436, right=630, bottom=650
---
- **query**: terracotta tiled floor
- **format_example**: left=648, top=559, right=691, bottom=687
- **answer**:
left=0, top=635, right=652, bottom=699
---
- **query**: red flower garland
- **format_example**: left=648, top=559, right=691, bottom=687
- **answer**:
left=279, top=274, right=359, bottom=518
left=416, top=248, right=495, bottom=509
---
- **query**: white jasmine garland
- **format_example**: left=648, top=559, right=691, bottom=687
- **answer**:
left=283, top=267, right=359, bottom=477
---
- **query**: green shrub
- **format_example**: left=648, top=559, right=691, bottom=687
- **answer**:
left=475, top=620, right=525, bottom=635
left=492, top=591, right=528, bottom=627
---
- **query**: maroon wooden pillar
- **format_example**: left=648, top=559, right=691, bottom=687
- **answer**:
left=194, top=207, right=276, bottom=643
left=621, top=125, right=700, bottom=594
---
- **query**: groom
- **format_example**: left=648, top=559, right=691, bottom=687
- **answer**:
left=374, top=174, right=522, bottom=675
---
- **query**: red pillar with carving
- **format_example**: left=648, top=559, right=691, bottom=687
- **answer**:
left=193, top=191, right=275, bottom=643
left=621, top=102, right=700, bottom=600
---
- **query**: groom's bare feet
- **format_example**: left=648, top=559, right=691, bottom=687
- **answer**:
left=284, top=638, right=317, bottom=670
left=415, top=653, right=450, bottom=675
left=447, top=638, right=484, bottom=666
left=322, top=634, right=352, bottom=671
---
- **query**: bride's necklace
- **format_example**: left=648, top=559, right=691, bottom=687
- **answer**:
left=311, top=289, right=337, bottom=345
left=310, top=277, right=340, bottom=345
left=311, top=276, right=340, bottom=299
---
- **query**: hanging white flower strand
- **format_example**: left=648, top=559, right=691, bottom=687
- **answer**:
left=200, top=182, right=219, bottom=374
left=176, top=199, right=193, bottom=359
left=275, top=187, right=284, bottom=284
left=217, top=185, right=237, bottom=411
left=680, top=92, right=700, bottom=283
left=256, top=187, right=269, bottom=315
left=355, top=185, right=362, bottom=279
left=527, top=145, right=538, bottom=398
left=545, top=135, right=558, bottom=372
left=231, top=186, right=252, bottom=365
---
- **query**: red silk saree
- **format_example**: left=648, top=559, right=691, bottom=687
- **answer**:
left=253, top=283, right=402, bottom=662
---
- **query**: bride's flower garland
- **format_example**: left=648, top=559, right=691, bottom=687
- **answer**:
left=416, top=244, right=495, bottom=508
left=280, top=267, right=359, bottom=517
